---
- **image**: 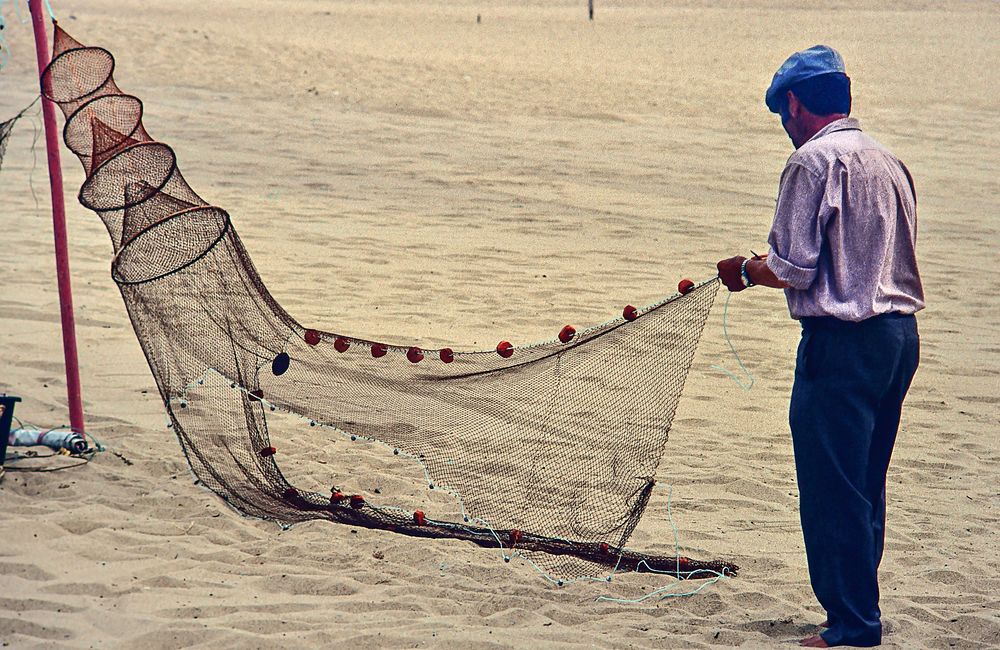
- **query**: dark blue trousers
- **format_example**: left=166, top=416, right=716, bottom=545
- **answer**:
left=789, top=313, right=919, bottom=647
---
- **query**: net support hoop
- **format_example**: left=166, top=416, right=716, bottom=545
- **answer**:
left=28, top=1, right=86, bottom=435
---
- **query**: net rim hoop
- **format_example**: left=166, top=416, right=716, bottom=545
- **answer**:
left=41, top=46, right=116, bottom=104
left=111, top=205, right=232, bottom=286
left=62, top=93, right=145, bottom=159
left=78, top=140, right=177, bottom=212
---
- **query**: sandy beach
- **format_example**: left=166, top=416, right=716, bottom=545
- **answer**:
left=2, top=1, right=999, bottom=647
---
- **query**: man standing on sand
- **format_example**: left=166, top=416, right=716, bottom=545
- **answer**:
left=716, top=45, right=924, bottom=647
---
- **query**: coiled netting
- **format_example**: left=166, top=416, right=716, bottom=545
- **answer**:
left=42, top=24, right=737, bottom=582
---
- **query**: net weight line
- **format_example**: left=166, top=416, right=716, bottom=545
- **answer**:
left=284, top=494, right=737, bottom=580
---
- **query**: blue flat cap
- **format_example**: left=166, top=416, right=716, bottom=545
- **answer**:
left=765, top=45, right=846, bottom=113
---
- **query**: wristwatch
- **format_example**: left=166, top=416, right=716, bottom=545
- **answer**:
left=740, top=258, right=755, bottom=288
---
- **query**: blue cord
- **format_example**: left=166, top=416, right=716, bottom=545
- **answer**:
left=595, top=485, right=730, bottom=604
left=0, top=0, right=40, bottom=71
left=710, top=290, right=755, bottom=390
left=0, top=7, right=8, bottom=72
left=14, top=0, right=29, bottom=23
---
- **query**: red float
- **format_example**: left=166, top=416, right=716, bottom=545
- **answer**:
left=304, top=329, right=321, bottom=346
left=330, top=490, right=346, bottom=504
left=350, top=494, right=365, bottom=509
left=407, top=346, right=424, bottom=363
left=509, top=529, right=523, bottom=546
left=371, top=343, right=387, bottom=358
left=600, top=542, right=610, bottom=553
left=496, top=341, right=514, bottom=358
left=334, top=337, right=350, bottom=353
left=678, top=278, right=695, bottom=295
left=623, top=305, right=638, bottom=321
left=558, top=325, right=576, bottom=343
left=439, top=347, right=454, bottom=363
left=413, top=510, right=426, bottom=526
left=259, top=446, right=276, bottom=457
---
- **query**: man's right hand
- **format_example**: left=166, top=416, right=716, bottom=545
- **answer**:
left=717, top=256, right=748, bottom=292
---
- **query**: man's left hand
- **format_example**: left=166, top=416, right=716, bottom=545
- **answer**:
left=717, top=256, right=748, bottom=292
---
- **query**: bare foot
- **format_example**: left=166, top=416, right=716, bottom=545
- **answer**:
left=798, top=635, right=830, bottom=648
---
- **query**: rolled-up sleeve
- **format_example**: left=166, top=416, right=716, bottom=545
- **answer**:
left=766, top=162, right=827, bottom=290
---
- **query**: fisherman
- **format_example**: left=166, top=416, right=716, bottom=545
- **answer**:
left=716, top=45, right=924, bottom=647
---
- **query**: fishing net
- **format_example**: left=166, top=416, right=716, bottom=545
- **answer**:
left=0, top=118, right=13, bottom=171
left=42, top=25, right=736, bottom=582
left=0, top=101, right=34, bottom=176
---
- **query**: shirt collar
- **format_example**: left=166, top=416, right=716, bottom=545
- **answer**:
left=807, top=117, right=862, bottom=144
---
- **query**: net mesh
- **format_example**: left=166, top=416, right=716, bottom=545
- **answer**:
left=0, top=101, right=34, bottom=176
left=42, top=25, right=737, bottom=582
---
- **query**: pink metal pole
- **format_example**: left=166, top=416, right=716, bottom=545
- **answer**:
left=27, top=1, right=86, bottom=435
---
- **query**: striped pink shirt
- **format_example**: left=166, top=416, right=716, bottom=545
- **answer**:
left=766, top=118, right=925, bottom=321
